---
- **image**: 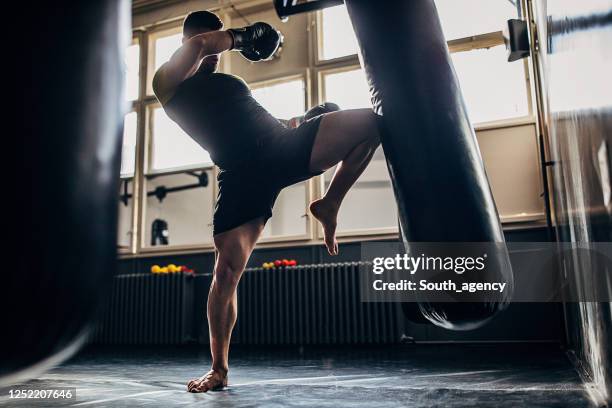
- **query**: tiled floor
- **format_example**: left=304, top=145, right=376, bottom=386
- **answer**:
left=0, top=344, right=590, bottom=407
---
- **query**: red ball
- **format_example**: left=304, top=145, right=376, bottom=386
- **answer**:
left=289, top=260, right=297, bottom=266
left=274, top=260, right=282, bottom=267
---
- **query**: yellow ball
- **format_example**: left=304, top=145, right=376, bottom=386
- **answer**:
left=167, top=264, right=177, bottom=273
left=151, top=265, right=161, bottom=274
left=160, top=267, right=169, bottom=274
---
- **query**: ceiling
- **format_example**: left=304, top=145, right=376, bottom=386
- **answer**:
left=132, top=0, right=186, bottom=13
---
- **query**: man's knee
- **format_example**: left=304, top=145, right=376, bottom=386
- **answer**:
left=213, top=259, right=242, bottom=290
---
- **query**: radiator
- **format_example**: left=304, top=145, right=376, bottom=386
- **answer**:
left=91, top=273, right=194, bottom=345
left=232, top=262, right=402, bottom=345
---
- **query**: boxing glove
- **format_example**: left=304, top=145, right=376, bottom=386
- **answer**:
left=228, top=22, right=281, bottom=62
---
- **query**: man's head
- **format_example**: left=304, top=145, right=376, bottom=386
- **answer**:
left=183, top=11, right=224, bottom=73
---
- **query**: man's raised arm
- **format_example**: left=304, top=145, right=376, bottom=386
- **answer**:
left=153, top=22, right=281, bottom=105
left=153, top=31, right=233, bottom=105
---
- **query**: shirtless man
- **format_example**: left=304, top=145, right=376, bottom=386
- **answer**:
left=153, top=11, right=380, bottom=392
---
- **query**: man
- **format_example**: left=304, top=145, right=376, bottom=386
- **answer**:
left=153, top=11, right=381, bottom=393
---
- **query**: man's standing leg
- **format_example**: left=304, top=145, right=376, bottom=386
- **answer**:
left=188, top=217, right=265, bottom=392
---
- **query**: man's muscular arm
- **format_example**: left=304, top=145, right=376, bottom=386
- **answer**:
left=153, top=31, right=233, bottom=105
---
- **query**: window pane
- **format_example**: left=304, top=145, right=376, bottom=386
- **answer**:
left=321, top=5, right=359, bottom=60
left=150, top=32, right=182, bottom=93
left=151, top=107, right=212, bottom=172
left=155, top=33, right=182, bottom=72
left=452, top=45, right=529, bottom=123
left=117, top=179, right=134, bottom=250
left=121, top=112, right=137, bottom=177
left=323, top=148, right=397, bottom=232
left=434, top=0, right=517, bottom=40
left=261, top=182, right=308, bottom=238
left=144, top=170, right=214, bottom=247
left=125, top=43, right=140, bottom=101
left=323, top=69, right=371, bottom=110
left=251, top=80, right=306, bottom=120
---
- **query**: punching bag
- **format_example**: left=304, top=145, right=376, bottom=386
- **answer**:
left=2, top=1, right=128, bottom=384
left=344, top=0, right=513, bottom=330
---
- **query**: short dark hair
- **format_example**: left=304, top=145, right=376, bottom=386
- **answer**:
left=183, top=11, right=223, bottom=38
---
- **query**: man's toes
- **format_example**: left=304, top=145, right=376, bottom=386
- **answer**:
left=194, top=384, right=208, bottom=393
left=188, top=380, right=202, bottom=392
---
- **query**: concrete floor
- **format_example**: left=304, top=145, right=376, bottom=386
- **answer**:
left=0, top=344, right=590, bottom=407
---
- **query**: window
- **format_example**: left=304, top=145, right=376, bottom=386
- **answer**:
left=323, top=149, right=398, bottom=233
left=434, top=0, right=517, bottom=40
left=317, top=4, right=529, bottom=124
left=452, top=45, right=529, bottom=124
left=320, top=5, right=359, bottom=60
left=261, top=182, right=309, bottom=238
left=143, top=170, right=214, bottom=247
left=150, top=106, right=213, bottom=172
left=251, top=78, right=309, bottom=239
left=155, top=33, right=182, bottom=71
left=148, top=31, right=183, bottom=94
left=321, top=67, right=397, bottom=233
left=117, top=179, right=133, bottom=251
left=121, top=112, right=138, bottom=177
left=251, top=79, right=306, bottom=120
left=321, top=68, right=370, bottom=110
left=125, top=42, right=140, bottom=101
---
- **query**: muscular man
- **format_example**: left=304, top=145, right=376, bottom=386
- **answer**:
left=153, top=11, right=381, bottom=392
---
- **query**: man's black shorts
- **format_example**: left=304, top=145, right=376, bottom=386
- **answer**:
left=213, top=116, right=324, bottom=236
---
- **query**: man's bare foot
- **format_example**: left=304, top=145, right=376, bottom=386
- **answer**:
left=187, top=369, right=228, bottom=393
left=309, top=198, right=339, bottom=255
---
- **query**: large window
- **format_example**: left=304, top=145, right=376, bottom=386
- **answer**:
left=118, top=37, right=140, bottom=252
left=117, top=179, right=134, bottom=251
left=318, top=2, right=528, bottom=125
left=261, top=182, right=309, bottom=239
left=452, top=45, right=529, bottom=124
left=125, top=42, right=140, bottom=101
left=434, top=0, right=517, bottom=40
left=251, top=78, right=306, bottom=120
left=321, top=69, right=370, bottom=110
left=321, top=67, right=398, bottom=234
left=149, top=106, right=212, bottom=172
left=143, top=170, right=214, bottom=248
left=320, top=5, right=359, bottom=60
left=251, top=77, right=309, bottom=239
left=120, top=111, right=138, bottom=177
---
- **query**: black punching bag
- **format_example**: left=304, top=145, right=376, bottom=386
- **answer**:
left=344, top=0, right=513, bottom=330
left=2, top=1, right=128, bottom=384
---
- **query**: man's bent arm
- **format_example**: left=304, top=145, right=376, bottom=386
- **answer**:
left=153, top=31, right=233, bottom=104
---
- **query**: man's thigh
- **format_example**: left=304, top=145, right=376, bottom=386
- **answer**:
left=309, top=109, right=379, bottom=173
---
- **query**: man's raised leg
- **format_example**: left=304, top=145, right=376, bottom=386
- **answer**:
left=187, top=217, right=265, bottom=392
left=308, top=109, right=381, bottom=255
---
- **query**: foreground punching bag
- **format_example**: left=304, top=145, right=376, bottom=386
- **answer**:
left=344, top=0, right=513, bottom=330
left=2, top=1, right=128, bottom=384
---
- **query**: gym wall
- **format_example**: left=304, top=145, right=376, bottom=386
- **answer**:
left=119, top=0, right=563, bottom=344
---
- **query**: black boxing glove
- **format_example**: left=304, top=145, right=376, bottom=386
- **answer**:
left=228, top=22, right=281, bottom=62
left=304, top=102, right=341, bottom=121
